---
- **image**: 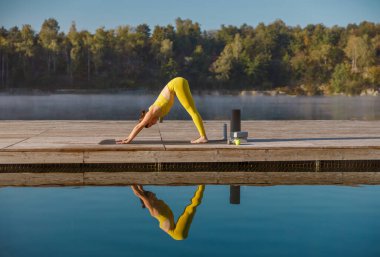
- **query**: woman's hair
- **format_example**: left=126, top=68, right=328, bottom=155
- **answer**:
left=138, top=110, right=149, bottom=128
left=139, top=198, right=146, bottom=208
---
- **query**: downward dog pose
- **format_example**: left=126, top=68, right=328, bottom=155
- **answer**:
left=131, top=185, right=205, bottom=240
left=116, top=77, right=208, bottom=144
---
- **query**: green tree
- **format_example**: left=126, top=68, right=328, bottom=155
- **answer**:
left=0, top=27, right=10, bottom=87
left=81, top=30, right=93, bottom=81
left=210, top=33, right=243, bottom=81
left=6, top=27, right=23, bottom=85
left=174, top=18, right=201, bottom=59
left=158, top=39, right=175, bottom=79
left=91, top=27, right=108, bottom=75
left=161, top=58, right=178, bottom=79
left=14, top=24, right=35, bottom=80
left=330, top=62, right=363, bottom=94
left=39, top=18, right=60, bottom=74
left=15, top=25, right=35, bottom=58
left=365, top=66, right=380, bottom=87
left=216, top=25, right=240, bottom=44
left=0, top=19, right=379, bottom=94
left=67, top=22, right=82, bottom=80
left=159, top=39, right=173, bottom=60
left=345, top=35, right=374, bottom=73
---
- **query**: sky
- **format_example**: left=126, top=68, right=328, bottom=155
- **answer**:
left=0, top=0, right=379, bottom=32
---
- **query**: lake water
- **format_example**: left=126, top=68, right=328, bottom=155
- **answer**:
left=0, top=94, right=379, bottom=120
left=1, top=185, right=379, bottom=257
left=1, top=94, right=379, bottom=257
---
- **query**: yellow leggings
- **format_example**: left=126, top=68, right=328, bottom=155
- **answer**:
left=167, top=185, right=205, bottom=240
left=167, top=77, right=206, bottom=137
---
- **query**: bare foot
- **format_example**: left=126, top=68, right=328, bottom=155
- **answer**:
left=191, top=136, right=208, bottom=144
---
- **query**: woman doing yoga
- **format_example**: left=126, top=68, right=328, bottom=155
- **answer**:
left=131, top=185, right=205, bottom=240
left=116, top=77, right=208, bottom=144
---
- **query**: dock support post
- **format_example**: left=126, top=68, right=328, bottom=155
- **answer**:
left=230, top=109, right=241, bottom=134
left=230, top=185, right=240, bottom=204
left=223, top=123, right=227, bottom=140
left=315, top=160, right=321, bottom=172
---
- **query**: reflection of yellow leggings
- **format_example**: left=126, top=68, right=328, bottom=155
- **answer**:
left=167, top=185, right=205, bottom=240
left=168, top=77, right=206, bottom=137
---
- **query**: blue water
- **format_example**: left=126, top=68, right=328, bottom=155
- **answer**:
left=1, top=185, right=379, bottom=257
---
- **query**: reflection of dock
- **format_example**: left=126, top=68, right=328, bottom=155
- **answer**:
left=1, top=120, right=380, bottom=186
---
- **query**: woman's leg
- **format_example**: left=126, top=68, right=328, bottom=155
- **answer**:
left=170, top=77, right=207, bottom=138
left=172, top=185, right=205, bottom=240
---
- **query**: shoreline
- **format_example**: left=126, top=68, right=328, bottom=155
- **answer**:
left=0, top=88, right=379, bottom=97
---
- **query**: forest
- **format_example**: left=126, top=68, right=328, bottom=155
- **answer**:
left=0, top=18, right=379, bottom=95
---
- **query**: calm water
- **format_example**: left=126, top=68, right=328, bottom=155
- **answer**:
left=1, top=185, right=379, bottom=257
left=0, top=94, right=379, bottom=120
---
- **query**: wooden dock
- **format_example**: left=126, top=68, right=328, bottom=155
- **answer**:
left=1, top=120, right=380, bottom=186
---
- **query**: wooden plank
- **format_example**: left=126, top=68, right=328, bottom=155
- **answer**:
left=4, top=136, right=163, bottom=151
left=0, top=121, right=55, bottom=138
left=84, top=151, right=159, bottom=163
left=84, top=172, right=219, bottom=185
left=265, top=172, right=344, bottom=185
left=342, top=172, right=380, bottom=184
left=1, top=172, right=379, bottom=186
left=0, top=151, right=84, bottom=164
left=0, top=138, right=28, bottom=149
left=156, top=150, right=218, bottom=162
left=215, top=148, right=380, bottom=162
left=0, top=172, right=83, bottom=186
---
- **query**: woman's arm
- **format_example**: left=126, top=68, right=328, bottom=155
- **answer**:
left=116, top=111, right=154, bottom=144
left=131, top=186, right=155, bottom=216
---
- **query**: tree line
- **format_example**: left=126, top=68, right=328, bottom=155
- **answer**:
left=0, top=18, right=379, bottom=94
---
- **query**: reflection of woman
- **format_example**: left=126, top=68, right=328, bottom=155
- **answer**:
left=116, top=77, right=208, bottom=144
left=131, top=185, right=205, bottom=240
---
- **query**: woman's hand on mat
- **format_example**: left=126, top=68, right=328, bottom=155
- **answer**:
left=131, top=185, right=142, bottom=195
left=116, top=138, right=130, bottom=144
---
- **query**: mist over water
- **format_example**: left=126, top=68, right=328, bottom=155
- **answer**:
left=0, top=93, right=379, bottom=120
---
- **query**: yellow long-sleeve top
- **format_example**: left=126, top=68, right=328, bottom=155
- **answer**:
left=153, top=185, right=205, bottom=240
